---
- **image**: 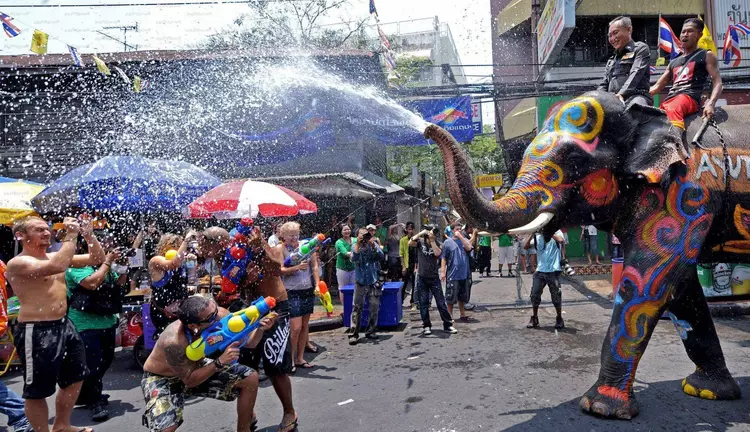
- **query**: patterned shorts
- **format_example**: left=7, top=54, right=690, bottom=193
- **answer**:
left=141, top=363, right=254, bottom=431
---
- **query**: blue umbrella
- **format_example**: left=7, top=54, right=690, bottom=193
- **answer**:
left=32, top=156, right=221, bottom=213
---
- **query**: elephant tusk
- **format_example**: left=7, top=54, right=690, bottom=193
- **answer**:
left=508, top=212, right=555, bottom=234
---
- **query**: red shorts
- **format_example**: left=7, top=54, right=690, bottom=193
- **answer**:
left=660, top=94, right=699, bottom=130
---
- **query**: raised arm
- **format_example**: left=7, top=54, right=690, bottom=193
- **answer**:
left=77, top=250, right=121, bottom=290
left=70, top=219, right=105, bottom=268
left=8, top=218, right=79, bottom=280
left=702, top=51, right=723, bottom=118
left=150, top=230, right=197, bottom=272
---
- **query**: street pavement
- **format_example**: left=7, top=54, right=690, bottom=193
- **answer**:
left=3, top=272, right=749, bottom=431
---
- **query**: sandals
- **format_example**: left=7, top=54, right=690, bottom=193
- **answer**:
left=251, top=414, right=258, bottom=432
left=296, top=361, right=315, bottom=369
left=278, top=415, right=299, bottom=432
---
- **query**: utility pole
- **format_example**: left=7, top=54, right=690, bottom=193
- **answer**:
left=97, top=23, right=138, bottom=52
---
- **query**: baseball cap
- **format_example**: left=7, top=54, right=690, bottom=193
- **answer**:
left=366, top=224, right=377, bottom=230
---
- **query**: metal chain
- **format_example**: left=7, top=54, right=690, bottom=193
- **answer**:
left=713, top=119, right=730, bottom=254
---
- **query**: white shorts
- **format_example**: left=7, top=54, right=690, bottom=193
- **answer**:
left=497, top=246, right=514, bottom=265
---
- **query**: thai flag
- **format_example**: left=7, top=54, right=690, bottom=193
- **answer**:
left=659, top=17, right=683, bottom=59
left=723, top=24, right=742, bottom=67
left=735, top=22, right=750, bottom=36
left=0, top=12, right=21, bottom=38
left=649, top=66, right=657, bottom=74
left=68, top=45, right=83, bottom=67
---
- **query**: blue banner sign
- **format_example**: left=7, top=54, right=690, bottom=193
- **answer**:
left=405, top=96, right=476, bottom=144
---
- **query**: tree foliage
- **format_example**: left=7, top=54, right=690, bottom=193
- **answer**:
left=390, top=55, right=433, bottom=88
left=386, top=125, right=507, bottom=189
left=201, top=0, right=370, bottom=50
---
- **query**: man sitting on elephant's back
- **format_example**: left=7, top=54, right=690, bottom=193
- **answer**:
left=598, top=16, right=653, bottom=107
left=650, top=18, right=723, bottom=157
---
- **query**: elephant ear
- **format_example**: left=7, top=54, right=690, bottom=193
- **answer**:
left=623, top=103, right=684, bottom=184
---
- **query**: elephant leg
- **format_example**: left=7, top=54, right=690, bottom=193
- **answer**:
left=580, top=177, right=714, bottom=420
left=579, top=272, right=676, bottom=420
left=668, top=271, right=741, bottom=400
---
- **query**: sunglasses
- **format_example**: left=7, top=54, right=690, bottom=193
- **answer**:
left=197, top=308, right=219, bottom=325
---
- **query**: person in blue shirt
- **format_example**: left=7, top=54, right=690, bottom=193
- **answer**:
left=348, top=228, right=385, bottom=345
left=525, top=230, right=565, bottom=329
left=440, top=222, right=474, bottom=322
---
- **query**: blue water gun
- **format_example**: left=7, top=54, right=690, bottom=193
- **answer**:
left=221, top=218, right=262, bottom=297
left=284, top=234, right=330, bottom=267
left=185, top=296, right=277, bottom=362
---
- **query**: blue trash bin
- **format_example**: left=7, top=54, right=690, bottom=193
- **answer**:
left=341, top=282, right=403, bottom=328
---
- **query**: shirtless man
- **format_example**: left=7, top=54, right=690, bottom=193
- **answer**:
left=6, top=215, right=105, bottom=432
left=204, top=225, right=298, bottom=432
left=141, top=295, right=276, bottom=432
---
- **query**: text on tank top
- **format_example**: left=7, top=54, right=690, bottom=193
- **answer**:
left=667, top=49, right=708, bottom=103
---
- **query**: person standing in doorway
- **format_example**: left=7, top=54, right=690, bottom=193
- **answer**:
left=581, top=225, right=601, bottom=266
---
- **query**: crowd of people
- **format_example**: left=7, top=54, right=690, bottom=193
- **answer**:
left=0, top=207, right=620, bottom=432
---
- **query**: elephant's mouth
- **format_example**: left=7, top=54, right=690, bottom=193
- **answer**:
left=508, top=211, right=556, bottom=235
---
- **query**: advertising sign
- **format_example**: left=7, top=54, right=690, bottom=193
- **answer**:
left=474, top=174, right=504, bottom=188
left=537, top=0, right=576, bottom=73
left=697, top=263, right=750, bottom=298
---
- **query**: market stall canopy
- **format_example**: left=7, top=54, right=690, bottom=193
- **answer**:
left=187, top=180, right=317, bottom=219
left=32, top=156, right=221, bottom=213
left=0, top=177, right=45, bottom=225
left=251, top=171, right=405, bottom=199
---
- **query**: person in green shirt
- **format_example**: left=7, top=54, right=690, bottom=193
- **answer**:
left=374, top=217, right=388, bottom=249
left=399, top=222, right=416, bottom=307
left=477, top=233, right=493, bottom=277
left=66, top=246, right=127, bottom=422
left=497, top=233, right=515, bottom=277
left=335, top=225, right=356, bottom=304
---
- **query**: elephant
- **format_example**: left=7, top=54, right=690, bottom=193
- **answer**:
left=425, top=90, right=750, bottom=420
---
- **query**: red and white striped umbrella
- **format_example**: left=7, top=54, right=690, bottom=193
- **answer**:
left=186, top=180, right=317, bottom=219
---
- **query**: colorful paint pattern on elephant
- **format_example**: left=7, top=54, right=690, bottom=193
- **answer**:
left=508, top=97, right=610, bottom=214
left=611, top=174, right=712, bottom=391
left=711, top=204, right=750, bottom=254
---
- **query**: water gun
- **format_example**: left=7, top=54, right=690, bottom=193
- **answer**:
left=221, top=218, right=262, bottom=297
left=185, top=296, right=277, bottom=362
left=283, top=234, right=330, bottom=267
left=315, top=281, right=334, bottom=317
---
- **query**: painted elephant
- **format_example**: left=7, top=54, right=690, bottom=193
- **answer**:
left=425, top=90, right=750, bottom=419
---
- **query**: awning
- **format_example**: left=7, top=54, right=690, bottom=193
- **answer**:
left=502, top=98, right=537, bottom=140
left=497, top=0, right=531, bottom=36
left=249, top=171, right=405, bottom=199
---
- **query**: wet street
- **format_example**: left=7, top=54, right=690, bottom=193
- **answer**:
left=5, top=273, right=749, bottom=432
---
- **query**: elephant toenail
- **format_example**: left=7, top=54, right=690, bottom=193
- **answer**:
left=591, top=401, right=611, bottom=417
left=579, top=397, right=591, bottom=411
left=683, top=383, right=699, bottom=397
left=699, top=389, right=717, bottom=400
left=615, top=408, right=632, bottom=420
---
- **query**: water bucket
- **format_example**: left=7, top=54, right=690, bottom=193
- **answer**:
left=611, top=258, right=624, bottom=299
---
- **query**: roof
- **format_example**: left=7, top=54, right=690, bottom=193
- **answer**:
left=242, top=171, right=405, bottom=198
left=0, top=48, right=375, bottom=69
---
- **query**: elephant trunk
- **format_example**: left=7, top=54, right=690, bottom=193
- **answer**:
left=425, top=124, right=544, bottom=233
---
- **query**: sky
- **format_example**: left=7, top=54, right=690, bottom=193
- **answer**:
left=0, top=0, right=494, bottom=123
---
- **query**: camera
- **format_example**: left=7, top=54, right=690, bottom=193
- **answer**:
left=118, top=247, right=137, bottom=258
left=361, top=232, right=372, bottom=243
left=422, top=224, right=440, bottom=238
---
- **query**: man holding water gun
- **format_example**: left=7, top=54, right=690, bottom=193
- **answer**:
left=141, top=295, right=277, bottom=432
left=202, top=223, right=299, bottom=432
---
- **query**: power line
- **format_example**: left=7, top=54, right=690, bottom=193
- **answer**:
left=0, top=0, right=310, bottom=7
